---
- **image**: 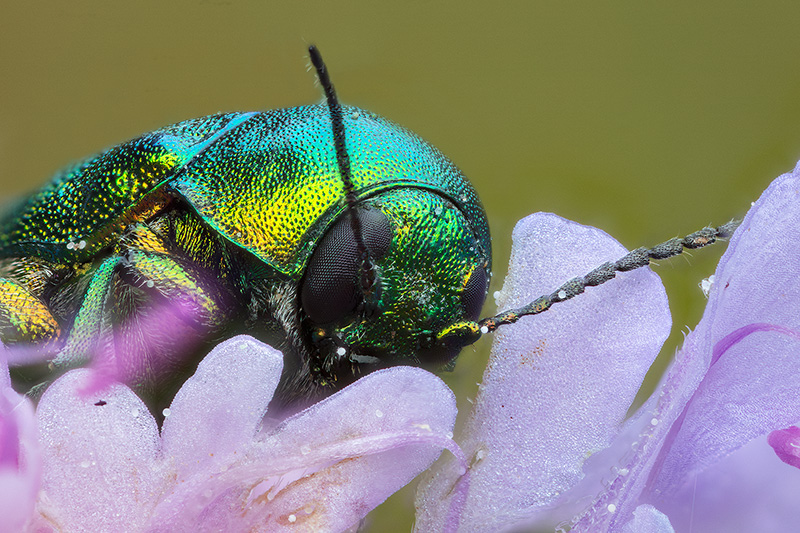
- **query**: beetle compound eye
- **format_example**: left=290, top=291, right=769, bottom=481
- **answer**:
left=301, top=208, right=392, bottom=324
left=462, top=265, right=489, bottom=321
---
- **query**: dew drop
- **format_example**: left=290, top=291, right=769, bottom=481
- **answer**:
left=80, top=459, right=91, bottom=468
left=607, top=504, right=617, bottom=513
left=650, top=418, right=659, bottom=426
left=557, top=290, right=567, bottom=299
left=350, top=111, right=360, bottom=120
left=162, top=408, right=171, bottom=418
left=300, top=445, right=311, bottom=455
left=336, top=347, right=347, bottom=356
left=480, top=326, right=489, bottom=335
left=288, top=514, right=297, bottom=523
left=145, top=280, right=155, bottom=289
left=375, top=409, right=384, bottom=418
left=78, top=240, right=87, bottom=249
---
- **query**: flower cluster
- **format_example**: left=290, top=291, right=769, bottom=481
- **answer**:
left=2, top=162, right=800, bottom=532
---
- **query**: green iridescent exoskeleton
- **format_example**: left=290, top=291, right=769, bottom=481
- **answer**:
left=0, top=104, right=491, bottom=408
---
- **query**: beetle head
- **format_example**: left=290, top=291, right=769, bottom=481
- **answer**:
left=300, top=187, right=490, bottom=387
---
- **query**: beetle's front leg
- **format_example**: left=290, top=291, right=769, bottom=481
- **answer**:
left=55, top=247, right=230, bottom=385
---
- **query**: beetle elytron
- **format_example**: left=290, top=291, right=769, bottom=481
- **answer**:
left=0, top=47, right=735, bottom=411
left=0, top=47, right=493, bottom=409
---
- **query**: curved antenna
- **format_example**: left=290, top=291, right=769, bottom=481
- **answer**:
left=309, top=45, right=376, bottom=300
left=438, top=220, right=741, bottom=347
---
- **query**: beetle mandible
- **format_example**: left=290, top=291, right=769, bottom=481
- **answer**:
left=0, top=46, right=736, bottom=411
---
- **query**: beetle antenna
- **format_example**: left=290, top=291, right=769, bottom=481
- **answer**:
left=309, top=45, right=376, bottom=300
left=478, top=219, right=741, bottom=333
left=437, top=220, right=741, bottom=348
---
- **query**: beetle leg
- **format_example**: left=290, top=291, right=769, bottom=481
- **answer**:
left=55, top=247, right=229, bottom=385
left=0, top=278, right=60, bottom=345
left=54, top=256, right=121, bottom=368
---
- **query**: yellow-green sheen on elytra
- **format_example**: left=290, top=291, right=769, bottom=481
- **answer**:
left=0, top=103, right=491, bottom=406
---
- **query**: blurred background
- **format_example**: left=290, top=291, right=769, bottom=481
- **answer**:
left=3, top=1, right=800, bottom=530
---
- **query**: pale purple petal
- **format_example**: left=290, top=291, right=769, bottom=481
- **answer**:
left=574, top=164, right=800, bottom=530
left=653, top=434, right=800, bottom=532
left=160, top=336, right=283, bottom=479
left=649, top=167, right=800, bottom=493
left=416, top=213, right=671, bottom=531
left=36, top=370, right=162, bottom=532
left=0, top=355, right=40, bottom=533
left=150, top=366, right=459, bottom=532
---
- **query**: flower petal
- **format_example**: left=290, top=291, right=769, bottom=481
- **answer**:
left=649, top=166, right=800, bottom=494
left=149, top=366, right=459, bottom=532
left=416, top=213, right=671, bottom=531
left=0, top=355, right=40, bottom=533
left=160, top=335, right=283, bottom=479
left=574, top=165, right=800, bottom=531
left=36, top=370, right=161, bottom=532
left=654, top=434, right=800, bottom=532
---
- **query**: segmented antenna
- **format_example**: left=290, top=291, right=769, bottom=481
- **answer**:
left=478, top=220, right=741, bottom=333
left=437, top=219, right=741, bottom=348
left=309, top=45, right=376, bottom=298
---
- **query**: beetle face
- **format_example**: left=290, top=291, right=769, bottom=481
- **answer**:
left=300, top=187, right=490, bottom=386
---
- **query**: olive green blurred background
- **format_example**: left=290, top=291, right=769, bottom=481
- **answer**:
left=3, top=2, right=800, bottom=530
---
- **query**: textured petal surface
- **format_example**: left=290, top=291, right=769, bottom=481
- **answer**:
left=160, top=335, right=283, bottom=479
left=150, top=366, right=459, bottom=532
left=416, top=213, right=670, bottom=531
left=36, top=370, right=161, bottom=532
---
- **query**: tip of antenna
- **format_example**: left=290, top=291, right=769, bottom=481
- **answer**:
left=308, top=45, right=323, bottom=70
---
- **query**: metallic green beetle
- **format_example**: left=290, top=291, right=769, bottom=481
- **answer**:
left=0, top=64, right=492, bottom=408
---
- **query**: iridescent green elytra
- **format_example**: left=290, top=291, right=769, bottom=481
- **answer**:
left=0, top=102, right=491, bottom=407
